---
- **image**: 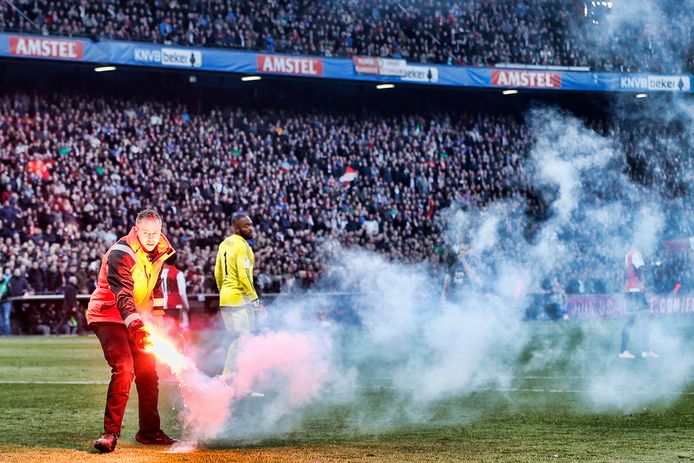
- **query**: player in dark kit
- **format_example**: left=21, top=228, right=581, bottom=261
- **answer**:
left=441, top=243, right=478, bottom=302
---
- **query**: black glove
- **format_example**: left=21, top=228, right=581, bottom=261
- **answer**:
left=128, top=319, right=151, bottom=351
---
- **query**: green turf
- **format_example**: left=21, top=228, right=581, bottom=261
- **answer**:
left=0, top=320, right=692, bottom=462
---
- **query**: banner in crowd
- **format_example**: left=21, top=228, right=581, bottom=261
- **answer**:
left=566, top=294, right=694, bottom=319
left=1, top=33, right=692, bottom=94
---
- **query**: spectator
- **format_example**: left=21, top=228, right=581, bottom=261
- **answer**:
left=0, top=267, right=11, bottom=335
left=27, top=305, right=52, bottom=335
left=86, top=271, right=98, bottom=294
left=56, top=275, right=82, bottom=335
left=45, top=264, right=63, bottom=293
left=7, top=268, right=30, bottom=300
left=6, top=268, right=31, bottom=333
left=27, top=261, right=46, bottom=293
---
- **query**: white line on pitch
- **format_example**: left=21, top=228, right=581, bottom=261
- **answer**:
left=478, top=387, right=694, bottom=396
left=0, top=379, right=182, bottom=385
left=0, top=380, right=108, bottom=384
left=1, top=381, right=692, bottom=396
left=368, top=376, right=694, bottom=381
left=359, top=385, right=694, bottom=395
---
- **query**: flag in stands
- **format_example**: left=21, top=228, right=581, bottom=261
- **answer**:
left=339, top=166, right=358, bottom=183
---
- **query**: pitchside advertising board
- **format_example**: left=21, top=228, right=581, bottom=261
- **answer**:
left=133, top=47, right=202, bottom=68
left=567, top=294, right=694, bottom=319
left=353, top=56, right=439, bottom=83
left=9, top=36, right=83, bottom=60
left=0, top=33, right=691, bottom=94
left=619, top=74, right=691, bottom=92
left=491, top=70, right=561, bottom=89
left=256, top=55, right=323, bottom=76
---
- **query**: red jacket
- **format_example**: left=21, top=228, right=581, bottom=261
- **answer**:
left=87, top=227, right=175, bottom=327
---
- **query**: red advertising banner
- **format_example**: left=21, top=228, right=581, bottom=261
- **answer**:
left=492, top=70, right=561, bottom=88
left=257, top=55, right=323, bottom=76
left=352, top=56, right=380, bottom=75
left=9, top=36, right=84, bottom=60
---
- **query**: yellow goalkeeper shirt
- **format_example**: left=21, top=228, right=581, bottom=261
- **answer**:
left=215, top=234, right=258, bottom=307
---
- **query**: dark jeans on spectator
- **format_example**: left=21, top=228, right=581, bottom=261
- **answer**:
left=0, top=301, right=11, bottom=335
left=91, top=322, right=161, bottom=436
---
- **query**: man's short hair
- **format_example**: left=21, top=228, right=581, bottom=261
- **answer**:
left=231, top=212, right=248, bottom=227
left=136, top=209, right=162, bottom=224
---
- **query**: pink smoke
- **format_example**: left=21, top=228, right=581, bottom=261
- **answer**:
left=146, top=328, right=235, bottom=443
left=176, top=370, right=234, bottom=442
left=231, top=331, right=332, bottom=405
left=154, top=329, right=331, bottom=445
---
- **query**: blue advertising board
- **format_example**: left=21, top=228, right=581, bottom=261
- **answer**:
left=1, top=33, right=691, bottom=94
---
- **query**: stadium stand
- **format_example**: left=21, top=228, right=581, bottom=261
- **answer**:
left=0, top=91, right=528, bottom=295
left=0, top=0, right=691, bottom=72
left=0, top=87, right=692, bottom=309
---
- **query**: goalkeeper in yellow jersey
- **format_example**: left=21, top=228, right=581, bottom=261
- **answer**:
left=215, top=213, right=266, bottom=395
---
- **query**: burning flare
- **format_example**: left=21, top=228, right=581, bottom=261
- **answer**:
left=141, top=326, right=332, bottom=444
left=143, top=330, right=192, bottom=374
left=143, top=327, right=235, bottom=443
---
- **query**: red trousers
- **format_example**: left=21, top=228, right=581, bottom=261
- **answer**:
left=91, top=322, right=161, bottom=436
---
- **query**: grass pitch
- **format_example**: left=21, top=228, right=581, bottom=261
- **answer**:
left=0, top=319, right=692, bottom=463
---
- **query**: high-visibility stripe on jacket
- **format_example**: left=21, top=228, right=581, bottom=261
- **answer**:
left=87, top=227, right=175, bottom=326
left=214, top=234, right=257, bottom=307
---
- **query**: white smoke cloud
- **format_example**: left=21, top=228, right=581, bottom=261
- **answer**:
left=160, top=1, right=694, bottom=436
left=161, top=100, right=692, bottom=445
left=581, top=0, right=693, bottom=72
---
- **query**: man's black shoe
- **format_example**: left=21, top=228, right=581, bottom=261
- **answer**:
left=135, top=429, right=178, bottom=445
left=94, top=431, right=118, bottom=453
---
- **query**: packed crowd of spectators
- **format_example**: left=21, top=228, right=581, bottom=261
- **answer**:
left=0, top=0, right=691, bottom=73
left=0, top=89, right=693, bottom=332
left=0, top=91, right=531, bottom=296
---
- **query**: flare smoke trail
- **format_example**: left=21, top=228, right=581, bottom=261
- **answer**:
left=167, top=107, right=692, bottom=444
left=144, top=330, right=234, bottom=445
left=155, top=0, right=692, bottom=443
left=147, top=327, right=335, bottom=445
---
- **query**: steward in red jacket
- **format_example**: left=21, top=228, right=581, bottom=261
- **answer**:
left=87, top=225, right=174, bottom=325
left=88, top=209, right=178, bottom=453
